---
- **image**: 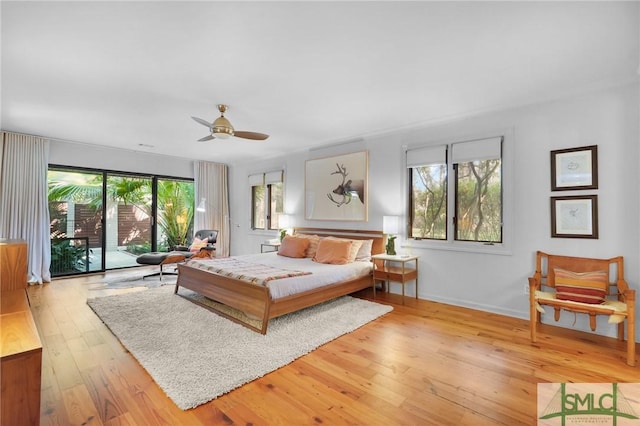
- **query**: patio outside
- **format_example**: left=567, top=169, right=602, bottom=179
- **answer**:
left=48, top=169, right=194, bottom=277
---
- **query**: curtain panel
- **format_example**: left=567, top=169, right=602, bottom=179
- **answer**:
left=0, top=132, right=52, bottom=283
left=194, top=161, right=230, bottom=257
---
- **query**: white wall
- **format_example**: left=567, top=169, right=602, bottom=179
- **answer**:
left=49, top=140, right=193, bottom=178
left=229, top=82, right=640, bottom=340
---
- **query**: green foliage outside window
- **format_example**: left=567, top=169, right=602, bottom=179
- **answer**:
left=455, top=160, right=502, bottom=243
left=410, top=165, right=447, bottom=239
left=409, top=159, right=502, bottom=243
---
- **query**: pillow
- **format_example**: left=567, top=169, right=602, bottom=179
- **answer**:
left=277, top=236, right=310, bottom=258
left=355, top=239, right=374, bottom=261
left=189, top=237, right=209, bottom=253
left=554, top=268, right=608, bottom=304
left=325, top=236, right=364, bottom=263
left=313, top=238, right=353, bottom=265
left=295, top=234, right=320, bottom=258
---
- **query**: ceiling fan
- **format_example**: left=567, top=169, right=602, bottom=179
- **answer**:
left=192, top=104, right=269, bottom=141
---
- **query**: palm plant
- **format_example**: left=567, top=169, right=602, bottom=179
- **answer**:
left=156, top=180, right=194, bottom=249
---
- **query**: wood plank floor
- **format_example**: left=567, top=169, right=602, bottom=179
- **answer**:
left=26, top=270, right=640, bottom=425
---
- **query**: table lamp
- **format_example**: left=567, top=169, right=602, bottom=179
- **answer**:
left=383, top=216, right=399, bottom=255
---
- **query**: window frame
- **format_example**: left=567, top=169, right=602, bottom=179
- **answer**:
left=405, top=130, right=512, bottom=255
left=408, top=164, right=448, bottom=241
left=250, top=170, right=284, bottom=232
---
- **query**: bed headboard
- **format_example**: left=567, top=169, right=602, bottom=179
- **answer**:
left=293, top=228, right=386, bottom=255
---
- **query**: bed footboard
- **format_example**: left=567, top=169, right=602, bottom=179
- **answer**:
left=175, top=263, right=272, bottom=333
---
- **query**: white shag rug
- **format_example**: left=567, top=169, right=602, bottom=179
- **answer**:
left=87, top=285, right=392, bottom=410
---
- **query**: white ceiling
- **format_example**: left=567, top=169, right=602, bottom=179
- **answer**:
left=2, top=2, right=638, bottom=164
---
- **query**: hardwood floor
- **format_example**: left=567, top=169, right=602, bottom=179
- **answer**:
left=27, top=271, right=639, bottom=425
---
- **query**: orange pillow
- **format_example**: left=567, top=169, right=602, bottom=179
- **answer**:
left=295, top=234, right=320, bottom=258
left=325, top=236, right=363, bottom=262
left=313, top=238, right=353, bottom=265
left=277, top=236, right=310, bottom=258
left=189, top=237, right=208, bottom=252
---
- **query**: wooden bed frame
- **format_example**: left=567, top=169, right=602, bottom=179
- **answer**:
left=174, top=228, right=386, bottom=334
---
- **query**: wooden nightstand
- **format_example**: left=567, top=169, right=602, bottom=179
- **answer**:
left=261, top=241, right=281, bottom=253
left=371, top=254, right=419, bottom=304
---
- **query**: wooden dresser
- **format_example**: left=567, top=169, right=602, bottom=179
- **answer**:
left=0, top=239, right=28, bottom=290
left=1, top=239, right=42, bottom=426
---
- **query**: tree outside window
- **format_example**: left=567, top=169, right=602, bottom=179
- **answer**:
left=251, top=171, right=284, bottom=231
left=409, top=137, right=503, bottom=244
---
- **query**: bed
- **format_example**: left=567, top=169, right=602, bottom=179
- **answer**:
left=174, top=228, right=386, bottom=333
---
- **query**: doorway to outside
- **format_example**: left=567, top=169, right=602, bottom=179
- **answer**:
left=48, top=166, right=194, bottom=277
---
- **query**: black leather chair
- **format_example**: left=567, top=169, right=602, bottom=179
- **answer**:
left=136, top=230, right=218, bottom=280
left=174, top=229, right=218, bottom=254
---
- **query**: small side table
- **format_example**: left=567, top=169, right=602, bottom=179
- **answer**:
left=261, top=241, right=281, bottom=253
left=371, top=254, right=419, bottom=304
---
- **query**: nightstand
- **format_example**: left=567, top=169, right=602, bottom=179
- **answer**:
left=261, top=241, right=281, bottom=253
left=371, top=254, right=419, bottom=304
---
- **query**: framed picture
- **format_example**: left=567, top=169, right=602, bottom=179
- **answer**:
left=551, top=195, right=598, bottom=239
left=550, top=145, right=598, bottom=191
left=305, top=150, right=368, bottom=221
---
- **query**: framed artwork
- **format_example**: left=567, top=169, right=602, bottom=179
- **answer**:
left=550, top=145, right=598, bottom=191
left=550, top=195, right=598, bottom=239
left=305, top=150, right=368, bottom=221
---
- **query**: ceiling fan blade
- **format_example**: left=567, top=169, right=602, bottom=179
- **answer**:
left=192, top=116, right=213, bottom=129
left=197, top=135, right=215, bottom=142
left=234, top=131, right=269, bottom=140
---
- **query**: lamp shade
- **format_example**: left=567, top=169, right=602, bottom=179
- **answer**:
left=196, top=198, right=206, bottom=212
left=279, top=214, right=291, bottom=229
left=383, top=216, right=399, bottom=235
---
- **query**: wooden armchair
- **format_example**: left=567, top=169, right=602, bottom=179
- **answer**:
left=528, top=251, right=636, bottom=366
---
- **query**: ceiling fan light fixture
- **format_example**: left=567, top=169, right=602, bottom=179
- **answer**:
left=192, top=104, right=268, bottom=141
left=213, top=116, right=234, bottom=139
left=212, top=128, right=233, bottom=139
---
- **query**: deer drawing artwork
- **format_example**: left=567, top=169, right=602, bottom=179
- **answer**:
left=327, top=163, right=365, bottom=207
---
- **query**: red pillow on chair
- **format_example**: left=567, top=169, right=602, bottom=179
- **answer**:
left=554, top=268, right=608, bottom=304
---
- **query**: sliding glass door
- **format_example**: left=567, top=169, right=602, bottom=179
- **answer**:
left=48, top=166, right=194, bottom=277
left=156, top=178, right=194, bottom=252
left=48, top=168, right=105, bottom=275
left=104, top=174, right=153, bottom=270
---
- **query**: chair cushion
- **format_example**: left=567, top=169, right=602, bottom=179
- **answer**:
left=554, top=268, right=608, bottom=304
left=136, top=251, right=191, bottom=265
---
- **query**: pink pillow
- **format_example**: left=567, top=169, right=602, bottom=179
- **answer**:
left=277, top=236, right=310, bottom=258
left=313, top=238, right=353, bottom=265
left=189, top=237, right=208, bottom=252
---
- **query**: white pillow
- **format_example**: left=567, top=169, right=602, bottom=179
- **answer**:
left=355, top=239, right=374, bottom=261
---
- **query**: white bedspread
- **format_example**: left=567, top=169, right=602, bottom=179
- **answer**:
left=188, top=252, right=373, bottom=300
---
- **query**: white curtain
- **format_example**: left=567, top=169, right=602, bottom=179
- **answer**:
left=194, top=161, right=230, bottom=257
left=0, top=132, right=51, bottom=283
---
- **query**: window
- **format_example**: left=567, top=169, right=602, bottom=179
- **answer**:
left=408, top=136, right=503, bottom=245
left=408, top=145, right=448, bottom=240
left=250, top=171, right=284, bottom=231
left=48, top=165, right=194, bottom=275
